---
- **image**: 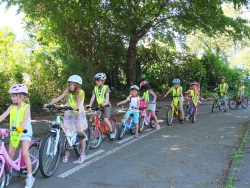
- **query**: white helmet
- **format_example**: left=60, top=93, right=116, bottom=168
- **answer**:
left=68, top=75, right=82, bottom=85
left=130, top=85, right=139, bottom=90
left=94, top=73, right=106, bottom=80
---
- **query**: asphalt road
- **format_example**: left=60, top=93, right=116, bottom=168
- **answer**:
left=9, top=102, right=250, bottom=188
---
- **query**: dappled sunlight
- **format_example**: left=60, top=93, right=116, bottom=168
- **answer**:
left=170, top=145, right=181, bottom=151
left=161, top=134, right=178, bottom=138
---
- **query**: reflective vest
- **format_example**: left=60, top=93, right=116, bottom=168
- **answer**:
left=68, top=89, right=85, bottom=107
left=190, top=89, right=199, bottom=106
left=94, top=85, right=108, bottom=105
left=219, top=83, right=227, bottom=96
left=172, top=86, right=180, bottom=97
left=238, top=85, right=244, bottom=92
left=143, top=90, right=150, bottom=102
left=10, top=103, right=29, bottom=128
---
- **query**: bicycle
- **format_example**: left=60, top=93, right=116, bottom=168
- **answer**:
left=0, top=128, right=39, bottom=187
left=139, top=101, right=158, bottom=131
left=229, top=94, right=248, bottom=110
left=185, top=96, right=200, bottom=123
left=39, top=105, right=91, bottom=177
left=212, top=93, right=226, bottom=112
left=117, top=105, right=138, bottom=140
left=87, top=106, right=118, bottom=149
left=166, top=96, right=182, bottom=125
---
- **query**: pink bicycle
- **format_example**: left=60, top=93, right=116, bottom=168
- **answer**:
left=139, top=101, right=157, bottom=132
left=0, top=128, right=39, bottom=187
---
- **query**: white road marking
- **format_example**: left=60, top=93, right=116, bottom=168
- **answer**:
left=58, top=129, right=155, bottom=178
left=84, top=149, right=105, bottom=160
left=116, top=135, right=134, bottom=144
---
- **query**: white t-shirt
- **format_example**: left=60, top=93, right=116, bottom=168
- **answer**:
left=127, top=96, right=140, bottom=112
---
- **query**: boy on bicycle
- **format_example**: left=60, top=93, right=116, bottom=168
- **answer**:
left=87, top=73, right=115, bottom=139
left=237, top=80, right=245, bottom=102
left=213, top=76, right=228, bottom=112
left=164, top=78, right=185, bottom=124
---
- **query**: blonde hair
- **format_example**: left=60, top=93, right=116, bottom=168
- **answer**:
left=65, top=82, right=81, bottom=102
left=19, top=94, right=30, bottom=104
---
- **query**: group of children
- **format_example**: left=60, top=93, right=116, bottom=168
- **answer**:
left=0, top=72, right=246, bottom=188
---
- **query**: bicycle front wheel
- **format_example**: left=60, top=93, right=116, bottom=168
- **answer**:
left=39, top=132, right=62, bottom=178
left=74, top=126, right=91, bottom=157
left=0, top=162, right=7, bottom=187
left=110, top=119, right=117, bottom=140
left=29, top=144, right=40, bottom=176
left=118, top=124, right=126, bottom=140
left=191, top=108, right=197, bottom=123
left=229, top=97, right=237, bottom=110
left=242, top=96, right=248, bottom=109
left=138, top=116, right=145, bottom=133
left=212, top=101, right=217, bottom=112
left=89, top=126, right=102, bottom=149
left=166, top=108, right=173, bottom=126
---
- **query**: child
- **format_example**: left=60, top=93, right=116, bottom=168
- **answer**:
left=87, top=73, right=115, bottom=139
left=185, top=81, right=200, bottom=121
left=140, top=81, right=160, bottom=130
left=237, top=80, right=245, bottom=102
left=117, top=85, right=140, bottom=138
left=44, top=75, right=88, bottom=163
left=213, top=76, right=228, bottom=112
left=164, top=78, right=185, bottom=124
left=0, top=84, right=35, bottom=188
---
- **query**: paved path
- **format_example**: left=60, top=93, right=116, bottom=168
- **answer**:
left=7, top=100, right=250, bottom=188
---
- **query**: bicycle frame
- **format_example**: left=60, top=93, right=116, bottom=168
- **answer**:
left=171, top=97, right=180, bottom=116
left=0, top=129, right=38, bottom=176
left=140, top=108, right=155, bottom=126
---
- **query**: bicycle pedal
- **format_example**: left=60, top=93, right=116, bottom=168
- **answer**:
left=18, top=175, right=26, bottom=179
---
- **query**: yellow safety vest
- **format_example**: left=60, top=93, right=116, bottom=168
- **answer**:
left=219, top=83, right=227, bottom=96
left=237, top=85, right=245, bottom=98
left=10, top=103, right=29, bottom=148
left=94, top=85, right=108, bottom=105
left=190, top=89, right=199, bottom=106
left=143, top=90, right=150, bottom=102
left=172, top=86, right=180, bottom=97
left=68, top=89, right=85, bottom=107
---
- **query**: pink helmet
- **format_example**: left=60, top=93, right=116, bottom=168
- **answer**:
left=8, top=84, right=28, bottom=94
left=140, top=80, right=149, bottom=89
left=190, top=81, right=199, bottom=86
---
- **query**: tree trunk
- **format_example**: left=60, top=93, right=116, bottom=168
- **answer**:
left=126, top=39, right=138, bottom=85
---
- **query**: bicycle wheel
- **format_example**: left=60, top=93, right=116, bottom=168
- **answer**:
left=74, top=126, right=91, bottom=157
left=138, top=116, right=145, bottom=133
left=0, top=162, right=7, bottom=187
left=212, top=101, right=217, bottom=112
left=166, top=108, right=173, bottom=126
left=29, top=144, right=39, bottom=176
left=109, top=119, right=117, bottom=140
left=184, top=104, right=188, bottom=117
left=150, top=118, right=156, bottom=128
left=118, top=124, right=126, bottom=140
left=89, top=126, right=102, bottom=149
left=39, top=132, right=62, bottom=178
left=228, top=97, right=237, bottom=110
left=191, top=108, right=197, bottom=123
left=242, top=96, right=248, bottom=109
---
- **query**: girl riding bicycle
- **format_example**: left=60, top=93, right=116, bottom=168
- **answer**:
left=44, top=75, right=88, bottom=164
left=117, top=85, right=140, bottom=138
left=213, top=76, right=228, bottom=112
left=185, top=81, right=200, bottom=121
left=140, top=81, right=160, bottom=130
left=237, top=80, right=245, bottom=102
left=0, top=84, right=35, bottom=188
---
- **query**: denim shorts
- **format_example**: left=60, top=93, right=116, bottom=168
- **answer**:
left=149, top=103, right=156, bottom=111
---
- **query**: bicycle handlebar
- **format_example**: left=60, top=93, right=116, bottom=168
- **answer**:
left=43, top=105, right=75, bottom=111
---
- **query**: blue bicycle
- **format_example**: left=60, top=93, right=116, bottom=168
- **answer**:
left=117, top=105, right=137, bottom=140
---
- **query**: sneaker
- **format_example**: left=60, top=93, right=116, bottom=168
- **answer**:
left=62, top=153, right=70, bottom=163
left=25, top=176, right=35, bottom=188
left=134, top=133, right=138, bottom=138
left=73, top=155, right=85, bottom=164
left=155, top=125, right=160, bottom=131
left=180, top=120, right=184, bottom=124
left=110, top=132, right=115, bottom=139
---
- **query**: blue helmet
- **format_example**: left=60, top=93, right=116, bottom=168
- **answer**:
left=172, top=78, right=180, bottom=84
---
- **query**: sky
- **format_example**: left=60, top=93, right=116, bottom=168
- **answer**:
left=0, top=2, right=26, bottom=40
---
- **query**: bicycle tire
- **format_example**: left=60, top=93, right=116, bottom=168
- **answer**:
left=212, top=101, right=217, bottom=112
left=29, top=144, right=40, bottom=176
left=191, top=108, right=197, bottom=123
left=228, top=97, right=237, bottom=110
left=39, top=132, right=62, bottom=178
left=184, top=104, right=188, bottom=117
left=89, top=126, right=102, bottom=149
left=150, top=118, right=156, bottom=128
left=138, top=116, right=145, bottom=133
left=242, top=96, right=248, bottom=109
left=166, top=108, right=173, bottom=126
left=0, top=162, right=7, bottom=187
left=118, top=124, right=126, bottom=140
left=74, top=126, right=91, bottom=157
